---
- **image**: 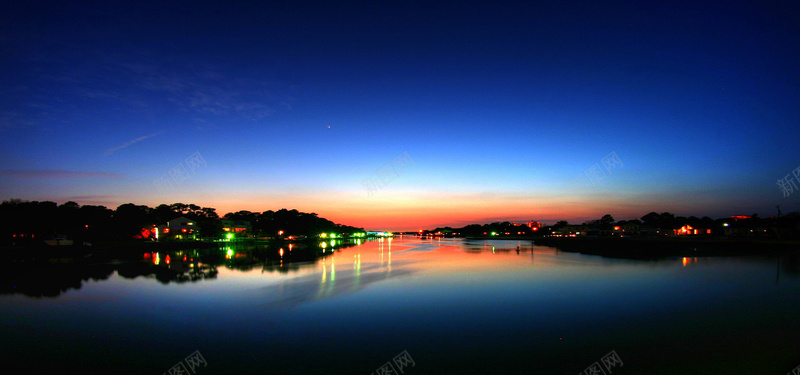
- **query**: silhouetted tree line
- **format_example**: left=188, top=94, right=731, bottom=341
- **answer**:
left=637, top=212, right=715, bottom=229
left=222, top=208, right=363, bottom=237
left=0, top=199, right=363, bottom=246
left=430, top=211, right=800, bottom=239
left=551, top=212, right=800, bottom=237
left=431, top=222, right=538, bottom=236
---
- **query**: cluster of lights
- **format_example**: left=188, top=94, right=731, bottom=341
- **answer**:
left=319, top=232, right=374, bottom=238
left=145, top=251, right=193, bottom=264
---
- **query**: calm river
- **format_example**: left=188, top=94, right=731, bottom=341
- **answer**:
left=2, top=237, right=800, bottom=374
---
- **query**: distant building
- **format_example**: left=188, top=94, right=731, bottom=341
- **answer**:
left=620, top=222, right=640, bottom=235
left=527, top=221, right=543, bottom=229
left=720, top=220, right=777, bottom=237
left=639, top=227, right=664, bottom=237
left=221, top=220, right=251, bottom=235
left=561, top=224, right=599, bottom=236
left=156, top=216, right=198, bottom=241
left=673, top=225, right=712, bottom=236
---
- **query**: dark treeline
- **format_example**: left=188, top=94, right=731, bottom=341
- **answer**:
left=429, top=211, right=800, bottom=239
left=220, top=209, right=363, bottom=238
left=1, top=199, right=363, bottom=246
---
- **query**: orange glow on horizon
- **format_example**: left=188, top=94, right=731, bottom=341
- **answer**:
left=129, top=190, right=710, bottom=232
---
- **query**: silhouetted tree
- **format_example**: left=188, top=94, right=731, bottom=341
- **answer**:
left=115, top=203, right=152, bottom=239
left=152, top=204, right=179, bottom=224
left=641, top=212, right=660, bottom=226
left=598, top=214, right=615, bottom=229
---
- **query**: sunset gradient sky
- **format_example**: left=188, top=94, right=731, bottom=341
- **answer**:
left=2, top=1, right=799, bottom=230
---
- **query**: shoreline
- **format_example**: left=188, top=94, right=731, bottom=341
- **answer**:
left=4, top=236, right=799, bottom=262
left=460, top=235, right=800, bottom=258
left=533, top=237, right=800, bottom=259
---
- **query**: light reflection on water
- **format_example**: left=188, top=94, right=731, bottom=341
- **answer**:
left=1, top=237, right=800, bottom=374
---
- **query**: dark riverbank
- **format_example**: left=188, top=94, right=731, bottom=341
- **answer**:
left=2, top=240, right=224, bottom=262
left=1, top=236, right=360, bottom=268
left=531, top=237, right=800, bottom=259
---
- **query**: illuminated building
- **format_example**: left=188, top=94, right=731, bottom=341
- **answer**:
left=221, top=220, right=251, bottom=235
left=155, top=216, right=199, bottom=241
left=526, top=221, right=543, bottom=229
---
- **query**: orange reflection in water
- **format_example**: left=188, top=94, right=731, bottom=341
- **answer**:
left=315, top=238, right=562, bottom=280
left=216, top=238, right=565, bottom=289
left=212, top=238, right=577, bottom=308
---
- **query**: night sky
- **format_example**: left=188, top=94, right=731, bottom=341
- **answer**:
left=2, top=0, right=799, bottom=230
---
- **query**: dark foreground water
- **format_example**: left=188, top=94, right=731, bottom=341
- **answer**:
left=2, top=237, right=800, bottom=374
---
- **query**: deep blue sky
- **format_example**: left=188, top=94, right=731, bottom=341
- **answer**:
left=1, top=0, right=799, bottom=230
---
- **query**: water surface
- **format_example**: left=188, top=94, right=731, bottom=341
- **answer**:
left=2, top=237, right=800, bottom=374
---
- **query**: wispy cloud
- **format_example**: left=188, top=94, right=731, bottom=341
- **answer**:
left=0, top=170, right=122, bottom=179
left=104, top=132, right=161, bottom=156
left=0, top=111, right=37, bottom=130
left=35, top=54, right=294, bottom=125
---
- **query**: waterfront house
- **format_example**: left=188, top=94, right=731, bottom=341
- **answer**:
left=156, top=216, right=199, bottom=241
left=673, top=225, right=712, bottom=236
left=221, top=220, right=251, bottom=235
left=639, top=226, right=665, bottom=237
left=561, top=225, right=600, bottom=236
left=620, top=222, right=640, bottom=236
